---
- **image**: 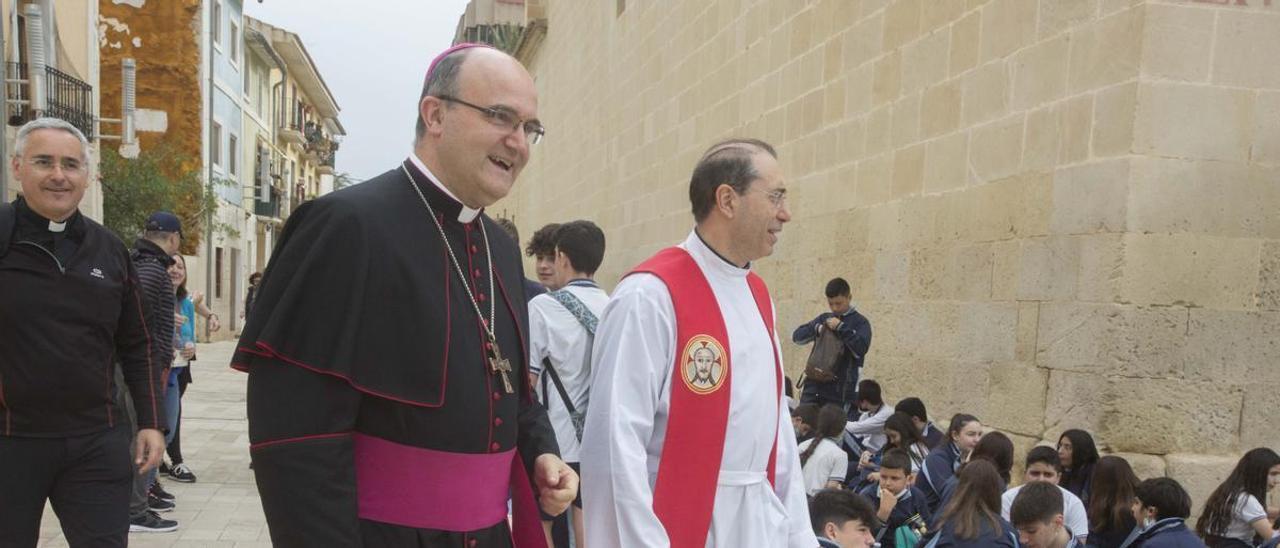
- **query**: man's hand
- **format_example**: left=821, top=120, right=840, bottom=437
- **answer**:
left=534, top=453, right=579, bottom=517
left=135, top=428, right=165, bottom=473
left=174, top=313, right=186, bottom=327
left=208, top=314, right=221, bottom=332
left=824, top=317, right=842, bottom=331
left=180, top=343, right=196, bottom=360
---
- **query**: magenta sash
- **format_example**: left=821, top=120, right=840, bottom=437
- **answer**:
left=353, top=433, right=546, bottom=546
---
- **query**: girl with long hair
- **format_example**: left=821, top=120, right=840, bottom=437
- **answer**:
left=884, top=412, right=930, bottom=471
left=1085, top=456, right=1139, bottom=548
left=1058, top=429, right=1100, bottom=504
left=851, top=412, right=934, bottom=492
left=932, top=431, right=1014, bottom=518
left=162, top=254, right=218, bottom=484
left=1197, top=447, right=1280, bottom=547
left=922, top=459, right=1018, bottom=547
left=917, top=413, right=983, bottom=514
left=797, top=404, right=849, bottom=495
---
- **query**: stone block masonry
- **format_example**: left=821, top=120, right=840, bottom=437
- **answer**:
left=504, top=0, right=1280, bottom=508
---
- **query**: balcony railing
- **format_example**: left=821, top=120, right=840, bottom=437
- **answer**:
left=304, top=122, right=338, bottom=168
left=255, top=187, right=282, bottom=218
left=5, top=62, right=96, bottom=139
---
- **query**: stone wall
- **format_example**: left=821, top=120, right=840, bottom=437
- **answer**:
left=505, top=0, right=1279, bottom=512
left=99, top=0, right=203, bottom=169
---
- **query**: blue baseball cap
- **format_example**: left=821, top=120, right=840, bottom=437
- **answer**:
left=145, top=211, right=182, bottom=236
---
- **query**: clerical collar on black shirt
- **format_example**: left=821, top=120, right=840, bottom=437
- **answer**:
left=406, top=154, right=481, bottom=223
left=13, top=197, right=86, bottom=263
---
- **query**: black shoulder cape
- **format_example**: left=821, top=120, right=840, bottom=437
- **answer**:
left=231, top=160, right=532, bottom=406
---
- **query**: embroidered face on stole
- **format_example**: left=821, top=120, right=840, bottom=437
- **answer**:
left=681, top=336, right=727, bottom=394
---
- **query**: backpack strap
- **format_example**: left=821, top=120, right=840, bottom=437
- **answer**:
left=547, top=288, right=597, bottom=336
left=541, top=357, right=577, bottom=415
left=0, top=202, right=14, bottom=259
left=541, top=288, right=598, bottom=442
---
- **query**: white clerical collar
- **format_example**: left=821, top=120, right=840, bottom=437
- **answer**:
left=683, top=229, right=750, bottom=279
left=406, top=154, right=481, bottom=223
left=48, top=220, right=67, bottom=233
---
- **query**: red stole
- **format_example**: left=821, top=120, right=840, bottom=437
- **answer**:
left=629, top=247, right=782, bottom=548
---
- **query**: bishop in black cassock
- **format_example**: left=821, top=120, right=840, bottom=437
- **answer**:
left=233, top=44, right=567, bottom=547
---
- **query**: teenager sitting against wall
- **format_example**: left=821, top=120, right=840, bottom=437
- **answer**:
left=921, top=459, right=1019, bottom=547
left=1059, top=429, right=1100, bottom=506
left=916, top=413, right=983, bottom=514
left=798, top=404, right=850, bottom=495
left=1086, top=456, right=1140, bottom=548
left=1197, top=447, right=1280, bottom=548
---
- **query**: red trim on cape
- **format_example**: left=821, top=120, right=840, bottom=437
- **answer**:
left=250, top=431, right=352, bottom=451
left=234, top=341, right=447, bottom=408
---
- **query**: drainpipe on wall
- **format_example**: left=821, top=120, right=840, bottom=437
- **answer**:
left=24, top=4, right=46, bottom=115
left=205, top=4, right=216, bottom=341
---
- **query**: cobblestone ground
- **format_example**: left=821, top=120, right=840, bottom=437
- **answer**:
left=38, top=341, right=269, bottom=547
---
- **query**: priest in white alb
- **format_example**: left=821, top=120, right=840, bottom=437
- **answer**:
left=580, top=138, right=816, bottom=547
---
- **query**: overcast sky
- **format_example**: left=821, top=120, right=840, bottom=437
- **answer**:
left=244, top=0, right=470, bottom=182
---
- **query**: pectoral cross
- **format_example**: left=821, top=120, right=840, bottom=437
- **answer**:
left=488, top=337, right=514, bottom=394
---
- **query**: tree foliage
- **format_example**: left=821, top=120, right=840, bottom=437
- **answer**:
left=100, top=144, right=229, bottom=255
left=333, top=171, right=358, bottom=190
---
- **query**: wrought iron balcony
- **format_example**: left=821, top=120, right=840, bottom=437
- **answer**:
left=5, top=62, right=96, bottom=139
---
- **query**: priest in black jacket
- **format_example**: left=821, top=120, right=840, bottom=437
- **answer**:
left=233, top=44, right=574, bottom=547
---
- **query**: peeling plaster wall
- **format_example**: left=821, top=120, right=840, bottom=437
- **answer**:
left=98, top=0, right=202, bottom=169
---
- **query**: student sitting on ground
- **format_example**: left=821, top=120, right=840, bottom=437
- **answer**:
left=1002, top=446, right=1090, bottom=544
left=1196, top=447, right=1280, bottom=548
left=793, top=403, right=819, bottom=444
left=917, top=413, right=983, bottom=514
left=1058, top=429, right=1100, bottom=505
left=1127, top=477, right=1203, bottom=548
left=936, top=431, right=1015, bottom=514
left=798, top=404, right=850, bottom=495
left=922, top=460, right=1019, bottom=547
left=809, top=488, right=879, bottom=548
left=1012, top=482, right=1083, bottom=548
left=843, top=379, right=894, bottom=455
left=895, top=396, right=943, bottom=449
left=859, top=449, right=933, bottom=548
left=1086, top=456, right=1139, bottom=548
left=849, top=412, right=932, bottom=492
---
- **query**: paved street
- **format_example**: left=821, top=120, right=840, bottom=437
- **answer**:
left=38, top=341, right=268, bottom=547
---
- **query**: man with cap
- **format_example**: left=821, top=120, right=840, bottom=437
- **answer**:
left=124, top=211, right=183, bottom=532
left=233, top=44, right=574, bottom=547
left=0, top=117, right=166, bottom=546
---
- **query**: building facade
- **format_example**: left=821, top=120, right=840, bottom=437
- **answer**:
left=99, top=1, right=342, bottom=341
left=462, top=0, right=1280, bottom=515
left=3, top=0, right=102, bottom=219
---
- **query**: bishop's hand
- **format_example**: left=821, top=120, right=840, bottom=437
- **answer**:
left=534, top=453, right=579, bottom=517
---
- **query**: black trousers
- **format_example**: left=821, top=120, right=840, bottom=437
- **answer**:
left=0, top=424, right=133, bottom=548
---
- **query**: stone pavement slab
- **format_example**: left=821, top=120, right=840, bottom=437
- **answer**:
left=37, top=342, right=270, bottom=547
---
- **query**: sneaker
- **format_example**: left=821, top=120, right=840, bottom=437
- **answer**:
left=150, top=481, right=175, bottom=502
left=158, top=460, right=171, bottom=475
left=168, top=463, right=197, bottom=483
left=129, top=510, right=179, bottom=533
left=148, top=493, right=175, bottom=513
